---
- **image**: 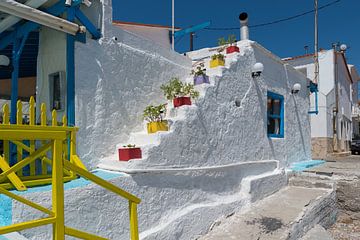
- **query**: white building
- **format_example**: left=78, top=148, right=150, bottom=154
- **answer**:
left=349, top=65, right=360, bottom=138
left=2, top=1, right=314, bottom=239
left=285, top=49, right=356, bottom=158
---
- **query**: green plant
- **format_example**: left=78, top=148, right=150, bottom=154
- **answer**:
left=160, top=78, right=200, bottom=101
left=227, top=34, right=236, bottom=45
left=191, top=63, right=206, bottom=77
left=122, top=144, right=136, bottom=148
left=218, top=37, right=227, bottom=46
left=218, top=34, right=237, bottom=46
left=143, top=104, right=167, bottom=123
left=211, top=53, right=225, bottom=61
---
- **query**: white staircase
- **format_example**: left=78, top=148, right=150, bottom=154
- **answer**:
left=98, top=43, right=248, bottom=171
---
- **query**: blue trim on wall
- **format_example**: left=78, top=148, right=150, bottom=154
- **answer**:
left=66, top=7, right=76, bottom=126
left=267, top=91, right=284, bottom=138
left=75, top=8, right=102, bottom=40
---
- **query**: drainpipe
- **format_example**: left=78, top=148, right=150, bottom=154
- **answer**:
left=239, top=12, right=249, bottom=40
left=333, top=44, right=339, bottom=152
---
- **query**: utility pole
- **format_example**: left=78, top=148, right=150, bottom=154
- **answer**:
left=190, top=32, right=194, bottom=51
left=172, top=0, right=175, bottom=50
left=314, top=0, right=319, bottom=84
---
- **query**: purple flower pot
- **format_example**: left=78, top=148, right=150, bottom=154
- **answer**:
left=194, top=75, right=210, bottom=85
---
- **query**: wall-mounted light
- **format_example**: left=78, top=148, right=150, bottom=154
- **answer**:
left=0, top=55, right=10, bottom=67
left=291, top=83, right=301, bottom=94
left=340, top=44, right=347, bottom=52
left=252, top=62, right=264, bottom=78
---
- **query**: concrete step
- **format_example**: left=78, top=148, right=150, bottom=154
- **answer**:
left=288, top=174, right=335, bottom=189
left=199, top=186, right=337, bottom=240
left=300, top=225, right=334, bottom=240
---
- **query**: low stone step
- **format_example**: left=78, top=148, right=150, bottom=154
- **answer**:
left=200, top=186, right=336, bottom=240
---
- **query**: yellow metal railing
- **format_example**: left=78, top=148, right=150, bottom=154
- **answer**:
left=0, top=98, right=141, bottom=239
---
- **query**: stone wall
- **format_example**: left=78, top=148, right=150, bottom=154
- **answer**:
left=311, top=137, right=333, bottom=159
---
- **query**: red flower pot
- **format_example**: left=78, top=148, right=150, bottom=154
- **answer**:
left=173, top=97, right=192, bottom=108
left=118, top=148, right=142, bottom=161
left=226, top=46, right=239, bottom=54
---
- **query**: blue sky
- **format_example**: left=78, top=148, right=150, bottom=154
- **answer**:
left=113, top=0, right=359, bottom=68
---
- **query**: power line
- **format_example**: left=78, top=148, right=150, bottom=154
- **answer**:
left=205, top=0, right=341, bottom=31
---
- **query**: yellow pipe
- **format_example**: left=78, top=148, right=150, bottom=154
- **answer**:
left=52, top=139, right=65, bottom=239
left=0, top=187, right=54, bottom=216
left=0, top=217, right=56, bottom=235
left=0, top=142, right=51, bottom=181
left=65, top=227, right=109, bottom=240
left=63, top=160, right=141, bottom=204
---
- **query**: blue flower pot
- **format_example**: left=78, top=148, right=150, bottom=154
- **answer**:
left=194, top=75, right=210, bottom=85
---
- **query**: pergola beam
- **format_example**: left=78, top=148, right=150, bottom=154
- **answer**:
left=0, top=0, right=85, bottom=36
left=0, top=0, right=49, bottom=34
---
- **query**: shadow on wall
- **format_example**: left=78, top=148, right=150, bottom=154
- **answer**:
left=130, top=161, right=277, bottom=193
left=292, top=96, right=308, bottom=157
left=253, top=73, right=276, bottom=159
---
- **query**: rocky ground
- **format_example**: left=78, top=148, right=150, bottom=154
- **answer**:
left=305, top=155, right=360, bottom=240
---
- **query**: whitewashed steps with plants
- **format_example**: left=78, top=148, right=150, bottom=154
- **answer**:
left=98, top=49, right=242, bottom=171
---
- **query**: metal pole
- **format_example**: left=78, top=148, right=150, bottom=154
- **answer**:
left=314, top=0, right=319, bottom=84
left=190, top=32, right=194, bottom=51
left=172, top=0, right=174, bottom=50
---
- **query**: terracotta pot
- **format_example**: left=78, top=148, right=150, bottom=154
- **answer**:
left=226, top=46, right=239, bottom=54
left=118, top=148, right=142, bottom=161
left=173, top=97, right=192, bottom=108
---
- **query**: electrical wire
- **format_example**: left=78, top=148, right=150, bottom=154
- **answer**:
left=205, top=0, right=341, bottom=31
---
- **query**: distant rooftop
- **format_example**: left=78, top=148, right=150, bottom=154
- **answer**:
left=112, top=21, right=181, bottom=30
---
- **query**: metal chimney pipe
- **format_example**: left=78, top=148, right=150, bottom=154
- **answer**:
left=239, top=12, right=249, bottom=40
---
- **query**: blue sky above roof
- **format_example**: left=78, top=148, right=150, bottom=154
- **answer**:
left=113, top=0, right=359, bottom=69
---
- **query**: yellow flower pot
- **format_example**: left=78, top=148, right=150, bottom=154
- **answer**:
left=147, top=120, right=169, bottom=134
left=210, top=58, right=225, bottom=68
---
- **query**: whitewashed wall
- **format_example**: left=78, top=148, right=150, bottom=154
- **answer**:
left=118, top=41, right=311, bottom=170
left=74, top=0, right=191, bottom=168
left=36, top=27, right=66, bottom=122
left=287, top=51, right=335, bottom=138
left=115, top=23, right=173, bottom=50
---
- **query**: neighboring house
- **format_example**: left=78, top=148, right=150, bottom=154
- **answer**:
left=349, top=65, right=360, bottom=138
left=112, top=21, right=180, bottom=49
left=284, top=49, right=355, bottom=158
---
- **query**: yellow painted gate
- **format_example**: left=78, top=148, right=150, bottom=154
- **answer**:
left=0, top=97, right=140, bottom=240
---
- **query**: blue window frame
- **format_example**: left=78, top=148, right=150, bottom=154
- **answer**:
left=267, top=91, right=284, bottom=138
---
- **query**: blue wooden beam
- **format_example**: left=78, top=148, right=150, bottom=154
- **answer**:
left=66, top=7, right=76, bottom=126
left=10, top=33, right=29, bottom=124
left=75, top=8, right=101, bottom=40
left=0, top=0, right=83, bottom=50
left=174, top=21, right=211, bottom=38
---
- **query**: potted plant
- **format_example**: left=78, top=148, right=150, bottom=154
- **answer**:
left=191, top=63, right=210, bottom=85
left=210, top=39, right=226, bottom=68
left=118, top=144, right=142, bottom=161
left=143, top=103, right=169, bottom=134
left=225, top=34, right=239, bottom=54
left=160, top=78, right=200, bottom=108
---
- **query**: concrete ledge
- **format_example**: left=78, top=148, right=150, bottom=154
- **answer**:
left=248, top=170, right=288, bottom=202
left=12, top=161, right=280, bottom=240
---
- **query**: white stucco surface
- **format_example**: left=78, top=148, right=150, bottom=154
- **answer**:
left=13, top=161, right=283, bottom=240
left=34, top=0, right=190, bottom=169
left=99, top=40, right=311, bottom=171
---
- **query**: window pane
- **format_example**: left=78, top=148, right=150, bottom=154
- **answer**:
left=272, top=99, right=281, bottom=115
left=268, top=118, right=280, bottom=135
left=267, top=92, right=283, bottom=137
